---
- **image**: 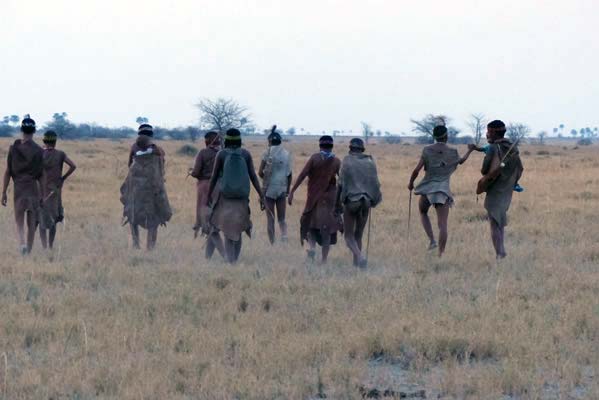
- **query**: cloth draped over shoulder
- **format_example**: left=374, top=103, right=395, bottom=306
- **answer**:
left=40, top=149, right=66, bottom=229
left=414, top=145, right=460, bottom=205
left=7, top=139, right=43, bottom=217
left=261, top=145, right=292, bottom=200
left=339, top=153, right=382, bottom=207
left=120, top=147, right=172, bottom=229
left=299, top=153, right=342, bottom=246
left=191, top=146, right=220, bottom=235
left=482, top=139, right=523, bottom=227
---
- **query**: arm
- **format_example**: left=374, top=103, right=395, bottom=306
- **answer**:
left=128, top=149, right=134, bottom=167
left=407, top=158, right=425, bottom=190
left=207, top=152, right=224, bottom=201
left=190, top=151, right=203, bottom=179
left=245, top=152, right=262, bottom=196
left=158, top=146, right=166, bottom=178
left=61, top=155, right=77, bottom=183
left=258, top=160, right=266, bottom=179
left=1, top=152, right=10, bottom=206
left=458, top=147, right=475, bottom=165
left=288, top=156, right=312, bottom=205
left=481, top=146, right=496, bottom=175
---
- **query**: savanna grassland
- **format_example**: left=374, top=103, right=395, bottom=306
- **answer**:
left=0, top=137, right=598, bottom=399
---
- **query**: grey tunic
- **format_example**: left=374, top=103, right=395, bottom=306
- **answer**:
left=339, top=153, right=382, bottom=207
left=481, top=139, right=524, bottom=227
left=414, top=144, right=459, bottom=205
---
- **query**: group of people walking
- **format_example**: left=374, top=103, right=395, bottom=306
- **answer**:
left=1, top=116, right=523, bottom=263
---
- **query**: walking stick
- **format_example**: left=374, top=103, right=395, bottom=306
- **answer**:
left=407, top=189, right=413, bottom=241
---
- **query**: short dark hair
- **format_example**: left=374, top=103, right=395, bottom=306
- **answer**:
left=487, top=120, right=506, bottom=137
left=43, top=130, right=58, bottom=144
left=433, top=125, right=448, bottom=140
left=319, top=135, right=334, bottom=150
left=224, top=128, right=242, bottom=148
left=487, top=120, right=506, bottom=129
left=21, top=116, right=36, bottom=134
left=204, top=131, right=218, bottom=140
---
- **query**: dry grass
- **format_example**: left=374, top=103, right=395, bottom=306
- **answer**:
left=0, top=138, right=598, bottom=399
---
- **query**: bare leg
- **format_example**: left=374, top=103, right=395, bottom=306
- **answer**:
left=40, top=228, right=48, bottom=249
left=265, top=197, right=276, bottom=244
left=306, top=233, right=316, bottom=262
left=234, top=237, right=242, bottom=262
left=321, top=232, right=331, bottom=264
left=49, top=226, right=57, bottom=249
left=344, top=209, right=362, bottom=265
left=206, top=232, right=225, bottom=260
left=224, top=238, right=242, bottom=264
left=25, top=210, right=37, bottom=253
left=418, top=196, right=436, bottom=249
left=130, top=224, right=141, bottom=249
left=15, top=210, right=27, bottom=252
left=489, top=218, right=506, bottom=259
left=275, top=197, right=288, bottom=241
left=434, top=203, right=450, bottom=257
left=147, top=227, right=158, bottom=250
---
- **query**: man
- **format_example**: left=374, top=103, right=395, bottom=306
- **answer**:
left=478, top=120, right=524, bottom=259
left=336, top=138, right=382, bottom=268
left=288, top=135, right=341, bottom=264
left=207, top=128, right=263, bottom=264
left=190, top=131, right=225, bottom=259
left=39, top=130, right=77, bottom=249
left=258, top=128, right=292, bottom=244
left=1, top=115, right=44, bottom=255
left=120, top=124, right=172, bottom=250
left=408, top=126, right=475, bottom=257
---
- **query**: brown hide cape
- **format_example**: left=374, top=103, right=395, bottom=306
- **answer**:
left=7, top=139, right=43, bottom=218
left=120, top=152, right=172, bottom=229
left=299, top=153, right=341, bottom=246
left=40, top=149, right=66, bottom=229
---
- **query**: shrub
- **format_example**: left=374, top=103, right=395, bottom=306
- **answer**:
left=577, top=138, right=593, bottom=146
left=177, top=144, right=198, bottom=157
left=384, top=136, right=401, bottom=144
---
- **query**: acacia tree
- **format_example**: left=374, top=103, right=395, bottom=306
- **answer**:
left=136, top=116, right=149, bottom=125
left=466, top=113, right=487, bottom=145
left=506, top=123, right=531, bottom=143
left=411, top=114, right=462, bottom=144
left=45, top=112, right=77, bottom=139
left=196, top=98, right=251, bottom=134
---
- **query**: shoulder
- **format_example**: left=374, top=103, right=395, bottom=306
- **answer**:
left=153, top=144, right=165, bottom=155
left=32, top=141, right=43, bottom=153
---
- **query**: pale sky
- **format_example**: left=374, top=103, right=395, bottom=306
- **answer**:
left=1, top=0, right=598, bottom=135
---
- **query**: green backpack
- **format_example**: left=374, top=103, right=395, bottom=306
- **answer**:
left=220, top=148, right=251, bottom=199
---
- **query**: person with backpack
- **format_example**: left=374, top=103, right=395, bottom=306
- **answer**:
left=39, top=130, right=77, bottom=250
left=120, top=124, right=172, bottom=250
left=288, top=136, right=341, bottom=264
left=258, top=127, right=292, bottom=244
left=207, top=128, right=263, bottom=264
left=1, top=115, right=44, bottom=255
